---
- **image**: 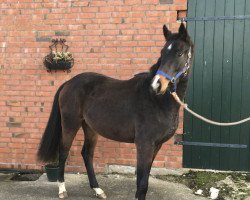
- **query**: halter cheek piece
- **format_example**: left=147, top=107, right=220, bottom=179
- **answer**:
left=155, top=48, right=192, bottom=92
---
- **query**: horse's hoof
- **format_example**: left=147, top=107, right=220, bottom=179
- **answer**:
left=96, top=192, right=107, bottom=199
left=93, top=188, right=107, bottom=199
left=63, top=191, right=68, bottom=198
left=58, top=191, right=68, bottom=199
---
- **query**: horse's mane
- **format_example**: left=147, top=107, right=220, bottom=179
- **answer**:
left=132, top=56, right=162, bottom=90
left=149, top=57, right=161, bottom=75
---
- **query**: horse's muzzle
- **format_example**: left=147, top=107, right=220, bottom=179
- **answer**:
left=151, top=75, right=170, bottom=94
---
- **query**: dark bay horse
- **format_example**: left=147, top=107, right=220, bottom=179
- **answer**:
left=37, top=23, right=194, bottom=200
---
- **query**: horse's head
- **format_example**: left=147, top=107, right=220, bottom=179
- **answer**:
left=151, top=23, right=194, bottom=95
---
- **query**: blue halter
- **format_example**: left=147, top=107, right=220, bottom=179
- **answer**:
left=155, top=48, right=192, bottom=92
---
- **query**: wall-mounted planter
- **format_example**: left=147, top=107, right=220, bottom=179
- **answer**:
left=43, top=39, right=74, bottom=73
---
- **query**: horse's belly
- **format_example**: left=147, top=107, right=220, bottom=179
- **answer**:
left=82, top=85, right=138, bottom=143
left=84, top=109, right=135, bottom=143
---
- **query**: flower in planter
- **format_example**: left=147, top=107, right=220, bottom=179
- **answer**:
left=51, top=51, right=73, bottom=63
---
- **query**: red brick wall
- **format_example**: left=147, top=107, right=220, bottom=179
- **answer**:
left=0, top=0, right=187, bottom=172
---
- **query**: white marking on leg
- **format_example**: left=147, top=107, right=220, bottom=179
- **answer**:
left=93, top=188, right=104, bottom=195
left=58, top=182, right=67, bottom=194
left=151, top=75, right=160, bottom=91
left=93, top=188, right=107, bottom=199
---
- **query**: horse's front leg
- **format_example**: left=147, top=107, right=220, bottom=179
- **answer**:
left=135, top=143, right=155, bottom=200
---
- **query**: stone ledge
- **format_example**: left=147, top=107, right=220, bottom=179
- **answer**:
left=106, top=164, right=188, bottom=176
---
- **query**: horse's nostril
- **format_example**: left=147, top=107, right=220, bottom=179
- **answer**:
left=155, top=80, right=162, bottom=94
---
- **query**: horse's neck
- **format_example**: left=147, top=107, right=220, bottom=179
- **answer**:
left=176, top=77, right=189, bottom=101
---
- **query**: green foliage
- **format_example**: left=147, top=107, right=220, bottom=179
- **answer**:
left=155, top=170, right=250, bottom=200
left=51, top=51, right=73, bottom=62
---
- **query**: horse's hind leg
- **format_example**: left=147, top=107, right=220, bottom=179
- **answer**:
left=58, top=117, right=81, bottom=199
left=82, top=122, right=107, bottom=199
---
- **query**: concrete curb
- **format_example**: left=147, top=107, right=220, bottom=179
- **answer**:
left=106, top=164, right=189, bottom=176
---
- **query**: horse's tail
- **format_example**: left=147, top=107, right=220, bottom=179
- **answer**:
left=37, top=83, right=66, bottom=162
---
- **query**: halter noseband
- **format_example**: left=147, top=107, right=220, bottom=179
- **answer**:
left=155, top=48, right=192, bottom=92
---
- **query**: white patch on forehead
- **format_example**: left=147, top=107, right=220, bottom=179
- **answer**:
left=167, top=43, right=172, bottom=50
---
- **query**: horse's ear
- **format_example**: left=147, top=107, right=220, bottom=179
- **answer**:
left=163, top=25, right=171, bottom=40
left=179, top=23, right=188, bottom=38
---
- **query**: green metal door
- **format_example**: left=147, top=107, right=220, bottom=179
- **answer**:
left=183, top=0, right=250, bottom=171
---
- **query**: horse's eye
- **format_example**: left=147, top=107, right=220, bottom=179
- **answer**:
left=178, top=52, right=183, bottom=57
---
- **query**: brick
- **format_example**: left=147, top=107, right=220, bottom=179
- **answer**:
left=6, top=101, right=21, bottom=107
left=160, top=0, right=173, bottom=4
left=0, top=138, right=11, bottom=143
left=146, top=11, right=165, bottom=17
left=12, top=133, right=29, bottom=138
left=35, top=36, right=51, bottom=42
left=177, top=10, right=187, bottom=19
left=112, top=12, right=129, bottom=18
left=130, top=11, right=145, bottom=18
left=96, top=12, right=111, bottom=18
left=8, top=143, right=24, bottom=148
left=125, top=0, right=142, bottom=5
left=55, top=30, right=70, bottom=36
left=99, top=6, right=115, bottom=12
left=78, top=13, right=96, bottom=19
left=103, top=30, right=120, bottom=35
left=0, top=148, right=10, bottom=153
left=72, top=1, right=89, bottom=7
left=142, top=0, right=158, bottom=4
left=6, top=122, right=22, bottom=128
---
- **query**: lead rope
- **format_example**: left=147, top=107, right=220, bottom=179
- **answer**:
left=171, top=92, right=250, bottom=126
